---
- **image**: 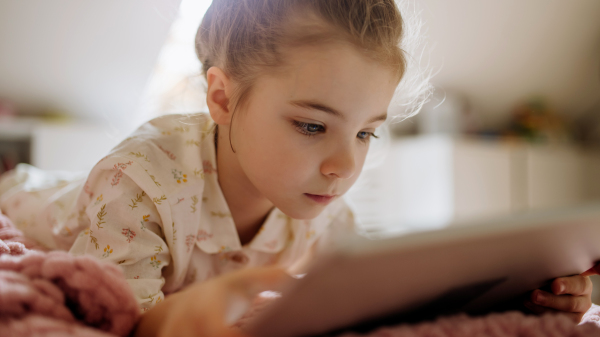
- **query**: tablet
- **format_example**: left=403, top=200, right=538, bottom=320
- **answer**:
left=247, top=203, right=600, bottom=337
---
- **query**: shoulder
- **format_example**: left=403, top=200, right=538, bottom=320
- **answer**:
left=98, top=112, right=214, bottom=170
left=112, top=113, right=214, bottom=156
left=84, top=113, right=213, bottom=195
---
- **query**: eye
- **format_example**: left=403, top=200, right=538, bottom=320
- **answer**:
left=357, top=131, right=379, bottom=142
left=292, top=120, right=325, bottom=136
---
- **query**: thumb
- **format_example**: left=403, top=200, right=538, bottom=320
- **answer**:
left=220, top=267, right=292, bottom=326
left=225, top=266, right=293, bottom=295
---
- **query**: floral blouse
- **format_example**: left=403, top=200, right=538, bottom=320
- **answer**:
left=0, top=113, right=358, bottom=312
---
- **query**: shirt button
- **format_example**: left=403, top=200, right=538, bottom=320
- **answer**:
left=229, top=252, right=249, bottom=264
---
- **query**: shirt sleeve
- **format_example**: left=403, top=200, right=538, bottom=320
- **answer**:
left=69, top=169, right=171, bottom=312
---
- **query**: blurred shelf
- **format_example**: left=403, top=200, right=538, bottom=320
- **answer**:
left=0, top=116, right=40, bottom=141
left=347, top=134, right=600, bottom=233
left=0, top=116, right=122, bottom=174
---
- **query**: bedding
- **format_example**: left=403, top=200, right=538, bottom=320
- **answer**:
left=0, top=211, right=139, bottom=336
left=2, top=211, right=600, bottom=337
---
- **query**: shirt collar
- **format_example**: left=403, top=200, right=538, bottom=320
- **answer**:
left=248, top=208, right=291, bottom=253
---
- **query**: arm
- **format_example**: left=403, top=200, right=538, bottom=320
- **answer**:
left=134, top=266, right=291, bottom=337
left=69, top=170, right=171, bottom=311
left=70, top=166, right=294, bottom=336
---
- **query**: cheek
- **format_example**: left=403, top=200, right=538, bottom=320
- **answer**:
left=237, top=118, right=315, bottom=188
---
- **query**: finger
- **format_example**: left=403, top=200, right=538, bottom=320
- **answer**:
left=531, top=290, right=592, bottom=313
left=552, top=275, right=592, bottom=296
left=524, top=300, right=559, bottom=315
left=223, top=327, right=251, bottom=337
left=160, top=317, right=203, bottom=337
left=524, top=300, right=585, bottom=323
left=581, top=269, right=596, bottom=277
left=582, top=263, right=600, bottom=277
left=225, top=267, right=292, bottom=295
left=224, top=293, right=252, bottom=325
left=563, top=312, right=586, bottom=324
left=203, top=288, right=232, bottom=334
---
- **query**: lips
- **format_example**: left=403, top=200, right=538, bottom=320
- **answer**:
left=304, top=193, right=336, bottom=205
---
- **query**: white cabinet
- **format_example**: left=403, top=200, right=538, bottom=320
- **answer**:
left=346, top=135, right=600, bottom=234
left=31, top=123, right=121, bottom=171
left=453, top=138, right=513, bottom=222
left=526, top=147, right=588, bottom=210
left=0, top=117, right=122, bottom=172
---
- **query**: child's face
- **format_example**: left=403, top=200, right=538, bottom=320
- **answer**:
left=232, top=43, right=398, bottom=219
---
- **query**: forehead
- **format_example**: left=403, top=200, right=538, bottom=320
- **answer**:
left=261, top=43, right=398, bottom=119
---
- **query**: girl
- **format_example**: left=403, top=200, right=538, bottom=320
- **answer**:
left=0, top=1, right=594, bottom=336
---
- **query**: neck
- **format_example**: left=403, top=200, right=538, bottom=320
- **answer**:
left=214, top=125, right=274, bottom=245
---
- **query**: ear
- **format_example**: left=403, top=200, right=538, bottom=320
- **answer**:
left=206, top=66, right=232, bottom=125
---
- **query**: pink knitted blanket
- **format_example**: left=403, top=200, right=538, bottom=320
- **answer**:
left=0, top=212, right=140, bottom=336
left=2, top=211, right=600, bottom=337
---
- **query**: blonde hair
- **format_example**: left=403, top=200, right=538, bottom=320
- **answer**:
left=195, top=0, right=407, bottom=113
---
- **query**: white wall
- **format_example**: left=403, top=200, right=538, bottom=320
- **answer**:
left=2, top=1, right=598, bottom=133
left=414, top=0, right=600, bottom=127
left=0, top=0, right=181, bottom=135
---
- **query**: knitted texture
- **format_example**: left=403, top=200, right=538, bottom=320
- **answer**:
left=0, top=212, right=139, bottom=337
left=335, top=311, right=600, bottom=337
left=0, top=315, right=116, bottom=337
left=0, top=209, right=34, bottom=255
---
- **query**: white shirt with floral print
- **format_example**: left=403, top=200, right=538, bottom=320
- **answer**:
left=0, top=113, right=358, bottom=312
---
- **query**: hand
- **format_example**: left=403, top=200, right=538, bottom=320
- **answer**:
left=524, top=274, right=593, bottom=323
left=135, top=266, right=292, bottom=337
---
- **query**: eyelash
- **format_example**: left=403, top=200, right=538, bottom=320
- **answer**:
left=291, top=120, right=379, bottom=143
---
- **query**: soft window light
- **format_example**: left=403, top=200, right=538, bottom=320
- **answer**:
left=135, top=0, right=212, bottom=126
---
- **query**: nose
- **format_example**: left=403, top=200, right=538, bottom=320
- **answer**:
left=320, top=143, right=356, bottom=179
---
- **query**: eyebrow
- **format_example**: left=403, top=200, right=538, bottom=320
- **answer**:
left=289, top=99, right=388, bottom=124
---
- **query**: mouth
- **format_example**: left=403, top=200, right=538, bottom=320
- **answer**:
left=304, top=193, right=337, bottom=205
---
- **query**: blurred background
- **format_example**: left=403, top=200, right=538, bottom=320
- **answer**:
left=0, top=1, right=599, bottom=234
left=1, top=0, right=600, bottom=304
